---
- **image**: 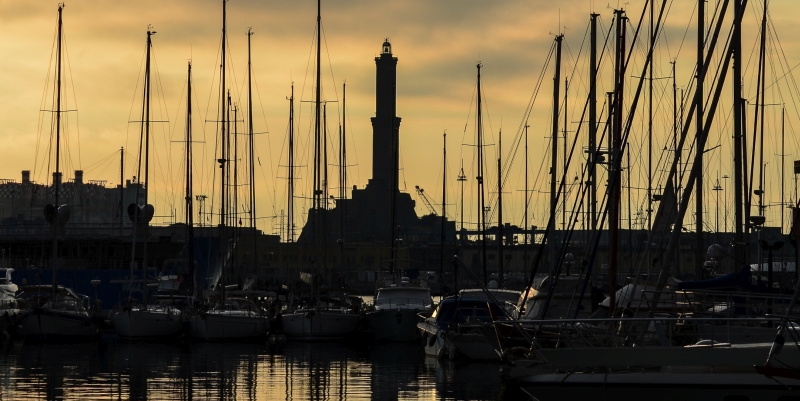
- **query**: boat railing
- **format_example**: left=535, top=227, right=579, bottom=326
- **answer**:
left=0, top=299, right=17, bottom=310
left=628, top=289, right=795, bottom=320
left=495, top=315, right=797, bottom=354
left=374, top=297, right=432, bottom=310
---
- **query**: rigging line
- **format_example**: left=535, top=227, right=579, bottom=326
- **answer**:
left=151, top=49, right=176, bottom=212
left=495, top=40, right=557, bottom=198
left=511, top=19, right=614, bottom=218
left=345, top=87, right=360, bottom=185
left=565, top=22, right=591, bottom=94
left=483, top=79, right=496, bottom=151
left=674, top=1, right=697, bottom=64
left=200, top=33, right=223, bottom=207
left=459, top=73, right=478, bottom=157
left=295, top=23, right=317, bottom=205
left=742, top=23, right=764, bottom=100
left=661, top=0, right=676, bottom=59
left=33, top=12, right=60, bottom=183
left=83, top=149, right=122, bottom=173
left=204, top=30, right=229, bottom=228
left=766, top=24, right=800, bottom=151
left=252, top=68, right=277, bottom=222
left=767, top=13, right=800, bottom=142
left=320, top=23, right=341, bottom=124
left=61, top=29, right=81, bottom=171
left=763, top=57, right=800, bottom=95
left=490, top=29, right=587, bottom=222
left=256, top=151, right=276, bottom=223
left=224, top=35, right=243, bottom=112
left=125, top=41, right=147, bottom=184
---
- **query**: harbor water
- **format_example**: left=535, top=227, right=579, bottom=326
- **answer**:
left=0, top=339, right=524, bottom=400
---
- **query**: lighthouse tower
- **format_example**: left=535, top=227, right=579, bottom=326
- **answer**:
left=370, top=39, right=401, bottom=189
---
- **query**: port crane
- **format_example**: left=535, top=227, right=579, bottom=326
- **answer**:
left=414, top=186, right=437, bottom=216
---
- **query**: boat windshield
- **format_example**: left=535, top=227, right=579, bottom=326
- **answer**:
left=432, top=299, right=506, bottom=328
left=375, top=288, right=432, bottom=308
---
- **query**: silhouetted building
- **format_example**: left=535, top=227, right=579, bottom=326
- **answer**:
left=298, top=40, right=455, bottom=245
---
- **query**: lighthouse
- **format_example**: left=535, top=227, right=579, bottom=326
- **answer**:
left=370, top=39, right=402, bottom=189
left=297, top=39, right=453, bottom=247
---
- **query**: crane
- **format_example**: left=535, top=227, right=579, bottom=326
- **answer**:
left=415, top=186, right=438, bottom=216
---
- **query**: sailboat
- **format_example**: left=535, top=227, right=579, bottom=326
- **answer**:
left=189, top=2, right=268, bottom=341
left=18, top=5, right=97, bottom=340
left=494, top=3, right=800, bottom=398
left=280, top=0, right=362, bottom=341
left=112, top=29, right=184, bottom=340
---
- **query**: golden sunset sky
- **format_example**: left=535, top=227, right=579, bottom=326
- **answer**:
left=1, top=0, right=798, bottom=238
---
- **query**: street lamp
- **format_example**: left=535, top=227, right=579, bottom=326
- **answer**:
left=712, top=178, right=723, bottom=233
left=722, top=175, right=730, bottom=233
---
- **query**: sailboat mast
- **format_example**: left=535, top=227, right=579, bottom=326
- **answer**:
left=233, top=103, right=239, bottom=233
left=589, top=13, right=598, bottom=232
left=314, top=0, right=322, bottom=213
left=476, top=63, right=487, bottom=285
left=313, top=0, right=322, bottom=298
left=51, top=4, right=64, bottom=295
left=458, top=161, right=466, bottom=245
left=733, top=0, right=745, bottom=268
left=672, top=60, right=678, bottom=205
left=563, top=78, right=568, bottom=231
left=549, top=36, right=562, bottom=281
left=340, top=81, right=347, bottom=271
left=229, top=94, right=237, bottom=282
left=339, top=82, right=348, bottom=258
left=323, top=104, right=328, bottom=210
left=648, top=0, right=654, bottom=234
left=610, top=10, right=625, bottom=316
left=218, top=0, right=228, bottom=300
left=441, top=132, right=446, bottom=294
left=340, top=83, right=347, bottom=201
left=119, top=147, right=124, bottom=229
left=497, top=130, right=503, bottom=288
left=220, top=0, right=227, bottom=229
left=758, top=0, right=768, bottom=220
left=247, top=28, right=257, bottom=276
left=144, top=30, right=152, bottom=216
left=695, top=0, right=705, bottom=277
left=288, top=84, right=295, bottom=242
left=524, top=123, right=529, bottom=283
left=186, top=61, right=195, bottom=296
left=141, top=28, right=154, bottom=304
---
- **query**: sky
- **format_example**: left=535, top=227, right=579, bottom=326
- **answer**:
left=1, top=0, right=799, bottom=239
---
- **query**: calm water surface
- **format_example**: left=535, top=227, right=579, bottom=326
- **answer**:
left=0, top=339, right=523, bottom=400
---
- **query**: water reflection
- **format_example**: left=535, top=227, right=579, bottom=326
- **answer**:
left=0, top=339, right=513, bottom=400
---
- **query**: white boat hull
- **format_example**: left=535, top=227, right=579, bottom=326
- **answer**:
left=367, top=309, right=423, bottom=342
left=113, top=306, right=184, bottom=339
left=190, top=310, right=269, bottom=340
left=446, top=329, right=502, bottom=361
left=19, top=308, right=97, bottom=339
left=281, top=309, right=361, bottom=341
left=418, top=319, right=447, bottom=358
